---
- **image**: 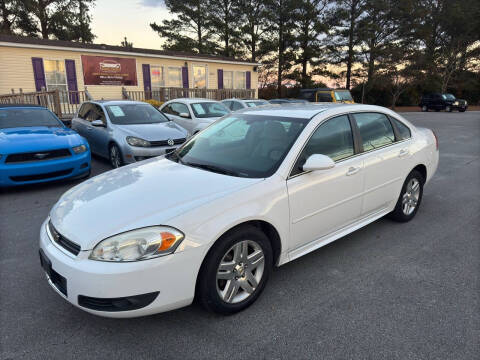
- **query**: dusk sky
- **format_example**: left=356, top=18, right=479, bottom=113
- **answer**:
left=91, top=0, right=169, bottom=49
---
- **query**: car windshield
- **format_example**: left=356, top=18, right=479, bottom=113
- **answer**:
left=0, top=108, right=62, bottom=129
left=444, top=94, right=456, bottom=101
left=167, top=114, right=308, bottom=178
left=245, top=100, right=268, bottom=107
left=334, top=91, right=353, bottom=101
left=105, top=104, right=169, bottom=125
left=190, top=102, right=230, bottom=118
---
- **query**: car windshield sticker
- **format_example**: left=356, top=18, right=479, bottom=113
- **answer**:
left=110, top=106, right=125, bottom=117
left=192, top=104, right=206, bottom=115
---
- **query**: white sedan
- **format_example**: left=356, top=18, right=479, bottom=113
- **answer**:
left=39, top=103, right=438, bottom=317
left=159, top=98, right=230, bottom=135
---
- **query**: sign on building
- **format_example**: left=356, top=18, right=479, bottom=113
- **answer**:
left=81, top=55, right=137, bottom=86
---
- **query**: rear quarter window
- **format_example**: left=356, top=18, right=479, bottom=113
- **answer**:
left=391, top=117, right=411, bottom=140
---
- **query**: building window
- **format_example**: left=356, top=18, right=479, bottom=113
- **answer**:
left=150, top=65, right=164, bottom=90
left=168, top=67, right=182, bottom=88
left=44, top=60, right=67, bottom=93
left=234, top=71, right=246, bottom=89
left=223, top=71, right=233, bottom=89
left=193, top=64, right=206, bottom=88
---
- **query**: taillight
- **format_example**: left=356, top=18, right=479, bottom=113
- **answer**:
left=432, top=130, right=439, bottom=151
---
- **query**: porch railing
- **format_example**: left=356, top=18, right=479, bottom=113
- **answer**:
left=124, top=88, right=256, bottom=102
left=0, top=87, right=257, bottom=119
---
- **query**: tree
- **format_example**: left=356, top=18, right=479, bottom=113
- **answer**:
left=356, top=0, right=398, bottom=92
left=238, top=0, right=268, bottom=63
left=0, top=0, right=27, bottom=35
left=208, top=0, right=243, bottom=58
left=150, top=0, right=216, bottom=54
left=14, top=0, right=95, bottom=41
left=121, top=36, right=133, bottom=49
left=291, top=0, right=330, bottom=88
left=263, top=0, right=297, bottom=97
left=327, top=0, right=366, bottom=89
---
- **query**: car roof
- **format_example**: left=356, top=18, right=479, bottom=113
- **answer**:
left=89, top=100, right=147, bottom=105
left=237, top=103, right=394, bottom=119
left=165, top=98, right=221, bottom=104
left=0, top=104, right=46, bottom=109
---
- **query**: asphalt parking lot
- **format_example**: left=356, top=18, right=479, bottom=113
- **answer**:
left=1, top=111, right=479, bottom=360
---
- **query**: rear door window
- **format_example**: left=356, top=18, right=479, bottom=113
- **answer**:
left=353, top=112, right=395, bottom=152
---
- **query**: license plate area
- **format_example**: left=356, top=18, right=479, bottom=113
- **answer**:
left=39, top=249, right=68, bottom=297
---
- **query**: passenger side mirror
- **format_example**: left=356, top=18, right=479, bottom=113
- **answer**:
left=91, top=119, right=105, bottom=127
left=179, top=112, right=190, bottom=119
left=302, top=154, right=335, bottom=172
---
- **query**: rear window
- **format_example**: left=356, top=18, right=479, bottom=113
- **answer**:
left=334, top=91, right=353, bottom=101
left=0, top=108, right=62, bottom=129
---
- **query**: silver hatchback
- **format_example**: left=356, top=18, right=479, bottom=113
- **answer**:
left=72, top=101, right=188, bottom=168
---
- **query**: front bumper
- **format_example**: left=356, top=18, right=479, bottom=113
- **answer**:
left=0, top=151, right=90, bottom=187
left=39, top=219, right=203, bottom=318
left=121, top=144, right=181, bottom=164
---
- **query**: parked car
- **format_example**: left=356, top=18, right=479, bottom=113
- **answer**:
left=269, top=98, right=308, bottom=104
left=222, top=98, right=269, bottom=111
left=159, top=98, right=230, bottom=135
left=40, top=103, right=439, bottom=317
left=0, top=104, right=90, bottom=187
left=419, top=93, right=468, bottom=112
left=72, top=100, right=187, bottom=168
left=298, top=88, right=355, bottom=103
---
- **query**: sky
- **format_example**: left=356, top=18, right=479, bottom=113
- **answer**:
left=90, top=0, right=169, bottom=49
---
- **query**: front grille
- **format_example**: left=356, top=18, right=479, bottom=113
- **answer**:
left=48, top=220, right=81, bottom=256
left=9, top=168, right=73, bottom=182
left=149, top=138, right=186, bottom=147
left=5, top=148, right=71, bottom=163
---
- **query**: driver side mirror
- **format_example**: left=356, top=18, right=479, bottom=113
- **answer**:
left=179, top=112, right=190, bottom=119
left=91, top=119, right=105, bottom=127
left=302, top=154, right=335, bottom=172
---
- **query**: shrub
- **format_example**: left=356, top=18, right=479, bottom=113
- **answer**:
left=143, top=99, right=163, bottom=108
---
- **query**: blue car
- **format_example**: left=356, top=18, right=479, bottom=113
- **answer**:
left=0, top=104, right=91, bottom=187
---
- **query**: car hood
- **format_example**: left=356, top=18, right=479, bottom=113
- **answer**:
left=117, top=122, right=187, bottom=141
left=50, top=158, right=262, bottom=250
left=0, top=126, right=83, bottom=153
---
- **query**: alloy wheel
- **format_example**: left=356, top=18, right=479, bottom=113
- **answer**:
left=402, top=178, right=420, bottom=215
left=216, top=240, right=265, bottom=304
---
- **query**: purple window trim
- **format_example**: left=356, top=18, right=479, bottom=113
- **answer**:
left=142, top=64, right=151, bottom=99
left=246, top=71, right=251, bottom=90
left=65, top=60, right=79, bottom=104
left=217, top=69, right=224, bottom=89
left=182, top=67, right=189, bottom=89
left=32, top=57, right=46, bottom=91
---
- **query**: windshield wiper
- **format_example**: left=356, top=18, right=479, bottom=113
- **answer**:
left=183, top=162, right=243, bottom=177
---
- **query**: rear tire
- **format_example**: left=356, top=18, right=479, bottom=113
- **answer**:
left=389, top=170, right=424, bottom=222
left=197, top=225, right=273, bottom=315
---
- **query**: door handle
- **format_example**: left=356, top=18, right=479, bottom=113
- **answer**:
left=346, top=166, right=360, bottom=176
left=398, top=149, right=410, bottom=157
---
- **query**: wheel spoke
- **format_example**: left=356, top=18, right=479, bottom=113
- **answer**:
left=245, top=270, right=258, bottom=289
left=412, top=181, right=420, bottom=192
left=223, top=280, right=239, bottom=302
left=233, top=243, right=243, bottom=262
left=240, top=278, right=254, bottom=294
left=247, top=250, right=264, bottom=268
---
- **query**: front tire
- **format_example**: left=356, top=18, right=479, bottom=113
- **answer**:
left=446, top=105, right=452, bottom=112
left=421, top=105, right=428, bottom=112
left=197, top=225, right=273, bottom=315
left=389, top=170, right=424, bottom=222
left=109, top=144, right=123, bottom=168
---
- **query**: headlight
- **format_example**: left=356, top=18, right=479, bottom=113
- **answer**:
left=89, top=226, right=184, bottom=262
left=72, top=144, right=87, bottom=154
left=126, top=136, right=151, bottom=147
left=453, top=101, right=459, bottom=105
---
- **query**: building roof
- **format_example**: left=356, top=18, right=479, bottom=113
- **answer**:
left=0, top=34, right=259, bottom=66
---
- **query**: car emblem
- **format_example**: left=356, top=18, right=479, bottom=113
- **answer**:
left=34, top=153, right=49, bottom=159
left=167, top=139, right=174, bottom=146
